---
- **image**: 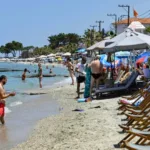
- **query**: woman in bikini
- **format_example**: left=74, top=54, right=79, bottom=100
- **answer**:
left=66, top=58, right=74, bottom=85
left=38, top=63, right=43, bottom=88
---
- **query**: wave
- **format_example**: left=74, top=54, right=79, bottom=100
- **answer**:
left=5, top=107, right=12, bottom=114
left=9, top=101, right=23, bottom=107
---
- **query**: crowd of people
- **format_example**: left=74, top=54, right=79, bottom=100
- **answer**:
left=65, top=56, right=150, bottom=100
left=65, top=56, right=104, bottom=99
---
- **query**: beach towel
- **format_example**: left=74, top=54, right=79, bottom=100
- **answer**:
left=0, top=103, right=5, bottom=117
left=84, top=66, right=91, bottom=98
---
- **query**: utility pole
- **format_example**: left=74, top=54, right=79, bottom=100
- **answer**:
left=118, top=5, right=130, bottom=26
left=96, top=21, right=104, bottom=33
left=118, top=15, right=127, bottom=22
left=107, top=14, right=117, bottom=35
left=90, top=25, right=97, bottom=45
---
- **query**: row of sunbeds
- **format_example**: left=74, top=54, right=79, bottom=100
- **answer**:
left=116, top=83, right=150, bottom=149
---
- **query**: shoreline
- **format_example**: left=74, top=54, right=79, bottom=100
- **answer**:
left=11, top=83, right=125, bottom=150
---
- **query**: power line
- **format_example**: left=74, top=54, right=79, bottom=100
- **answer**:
left=96, top=21, right=104, bottom=33
left=107, top=14, right=117, bottom=35
left=90, top=25, right=97, bottom=45
left=139, top=10, right=150, bottom=17
left=118, top=5, right=130, bottom=26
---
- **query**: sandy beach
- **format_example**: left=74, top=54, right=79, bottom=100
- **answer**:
left=11, top=83, right=126, bottom=150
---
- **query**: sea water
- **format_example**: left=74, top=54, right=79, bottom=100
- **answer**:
left=0, top=62, right=69, bottom=114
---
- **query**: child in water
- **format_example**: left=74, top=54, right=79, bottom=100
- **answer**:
left=49, top=69, right=53, bottom=74
left=22, top=68, right=30, bottom=81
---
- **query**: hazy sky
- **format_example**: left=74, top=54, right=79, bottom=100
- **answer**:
left=0, top=0, right=149, bottom=47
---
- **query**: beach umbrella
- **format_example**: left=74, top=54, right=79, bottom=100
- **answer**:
left=104, top=28, right=150, bottom=53
left=77, top=48, right=86, bottom=53
left=100, top=54, right=121, bottom=68
left=137, top=52, right=150, bottom=59
left=136, top=56, right=150, bottom=64
left=87, top=39, right=109, bottom=51
left=47, top=54, right=55, bottom=57
left=128, top=21, right=145, bottom=31
left=63, top=52, right=71, bottom=56
left=39, top=55, right=47, bottom=58
left=115, top=51, right=134, bottom=58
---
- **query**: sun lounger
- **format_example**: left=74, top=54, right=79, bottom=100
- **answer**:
left=96, top=71, right=139, bottom=98
left=118, top=126, right=150, bottom=148
left=125, top=142, right=150, bottom=150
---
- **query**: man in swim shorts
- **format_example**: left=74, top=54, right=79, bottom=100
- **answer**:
left=89, top=56, right=103, bottom=97
left=0, top=75, right=15, bottom=124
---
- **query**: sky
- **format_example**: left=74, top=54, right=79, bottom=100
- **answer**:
left=0, top=0, right=150, bottom=47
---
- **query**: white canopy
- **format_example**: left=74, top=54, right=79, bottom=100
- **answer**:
left=87, top=39, right=110, bottom=51
left=38, top=55, right=47, bottom=58
left=47, top=54, right=56, bottom=57
left=128, top=21, right=145, bottom=30
left=104, top=28, right=150, bottom=53
left=26, top=58, right=35, bottom=61
left=63, top=52, right=71, bottom=56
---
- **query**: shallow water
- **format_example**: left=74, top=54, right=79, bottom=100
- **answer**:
left=0, top=95, right=59, bottom=150
left=0, top=62, right=68, bottom=114
left=0, top=62, right=69, bottom=150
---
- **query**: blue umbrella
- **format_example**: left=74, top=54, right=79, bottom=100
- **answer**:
left=137, top=52, right=150, bottom=59
left=77, top=48, right=86, bottom=53
left=100, top=54, right=122, bottom=68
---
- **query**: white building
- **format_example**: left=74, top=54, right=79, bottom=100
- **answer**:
left=115, top=18, right=150, bottom=34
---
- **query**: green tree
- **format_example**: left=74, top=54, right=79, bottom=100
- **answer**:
left=0, top=45, right=11, bottom=57
left=48, top=33, right=80, bottom=50
left=5, top=41, right=23, bottom=57
left=145, top=26, right=150, bottom=34
left=33, top=47, right=53, bottom=56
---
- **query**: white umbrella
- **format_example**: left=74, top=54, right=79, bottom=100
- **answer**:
left=104, top=28, right=150, bottom=53
left=27, top=58, right=35, bottom=61
left=128, top=21, right=145, bottom=30
left=47, top=54, right=56, bottom=57
left=87, top=39, right=110, bottom=51
left=63, top=52, right=71, bottom=56
left=39, top=55, right=47, bottom=58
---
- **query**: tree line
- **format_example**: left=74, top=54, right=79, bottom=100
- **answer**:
left=0, top=28, right=115, bottom=57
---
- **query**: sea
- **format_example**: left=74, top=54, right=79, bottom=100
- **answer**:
left=0, top=62, right=70, bottom=150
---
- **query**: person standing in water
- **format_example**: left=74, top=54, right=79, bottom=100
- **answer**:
left=0, top=75, right=15, bottom=124
left=66, top=58, right=74, bottom=85
left=22, top=68, right=30, bottom=81
left=38, top=63, right=43, bottom=88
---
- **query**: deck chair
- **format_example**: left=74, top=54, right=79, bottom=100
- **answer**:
left=121, top=81, right=150, bottom=100
left=95, top=71, right=139, bottom=98
left=118, top=126, right=150, bottom=148
left=125, top=142, right=150, bottom=150
left=114, top=70, right=125, bottom=84
left=117, top=93, right=150, bottom=115
left=118, top=102, right=150, bottom=128
left=119, top=110, right=150, bottom=131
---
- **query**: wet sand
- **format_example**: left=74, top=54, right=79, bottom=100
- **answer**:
left=11, top=84, right=126, bottom=150
left=0, top=94, right=59, bottom=150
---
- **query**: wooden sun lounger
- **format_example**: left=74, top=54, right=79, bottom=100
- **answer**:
left=125, top=142, right=150, bottom=150
left=121, top=81, right=150, bottom=100
left=119, top=113, right=150, bottom=131
left=117, top=93, right=150, bottom=115
left=118, top=127, right=150, bottom=148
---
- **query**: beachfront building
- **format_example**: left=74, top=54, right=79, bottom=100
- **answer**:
left=115, top=18, right=150, bottom=34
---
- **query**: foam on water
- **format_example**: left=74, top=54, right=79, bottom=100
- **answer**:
left=5, top=107, right=12, bottom=114
left=9, top=101, right=23, bottom=107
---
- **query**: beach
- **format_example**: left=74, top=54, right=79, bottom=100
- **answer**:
left=11, top=83, right=125, bottom=150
